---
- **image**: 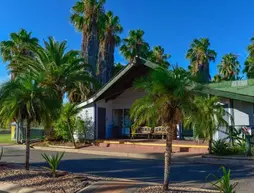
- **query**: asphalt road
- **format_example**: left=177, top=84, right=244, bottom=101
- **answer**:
left=1, top=145, right=254, bottom=189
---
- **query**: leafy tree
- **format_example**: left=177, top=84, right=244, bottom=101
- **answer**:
left=130, top=67, right=200, bottom=190
left=54, top=103, right=84, bottom=148
left=0, top=75, right=61, bottom=170
left=70, top=0, right=106, bottom=75
left=120, top=29, right=150, bottom=62
left=98, top=11, right=123, bottom=84
left=213, top=74, right=223, bottom=83
left=0, top=29, right=38, bottom=79
left=186, top=38, right=216, bottom=83
left=149, top=46, right=170, bottom=68
left=13, top=37, right=96, bottom=102
left=217, top=53, right=240, bottom=81
left=184, top=96, right=230, bottom=154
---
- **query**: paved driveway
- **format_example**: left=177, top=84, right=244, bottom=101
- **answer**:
left=1, top=145, right=254, bottom=190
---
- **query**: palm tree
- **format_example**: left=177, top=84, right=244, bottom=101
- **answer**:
left=120, top=29, right=150, bottom=62
left=217, top=53, right=240, bottom=81
left=186, top=38, right=216, bottom=83
left=184, top=96, right=230, bottom=154
left=0, top=75, right=61, bottom=170
left=13, top=37, right=96, bottom=102
left=0, top=29, right=38, bottom=79
left=98, top=11, right=123, bottom=84
left=244, top=57, right=254, bottom=78
left=130, top=67, right=200, bottom=190
left=70, top=0, right=105, bottom=76
left=247, top=36, right=254, bottom=58
left=149, top=46, right=170, bottom=68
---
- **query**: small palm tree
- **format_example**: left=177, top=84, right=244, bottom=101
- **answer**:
left=247, top=36, right=254, bottom=58
left=0, top=29, right=38, bottom=79
left=149, top=46, right=170, bottom=68
left=0, top=75, right=61, bottom=170
left=186, top=38, right=217, bottom=83
left=244, top=57, right=254, bottom=78
left=70, top=0, right=106, bottom=75
left=120, top=29, right=150, bottom=62
left=213, top=74, right=223, bottom=83
left=98, top=11, right=123, bottom=84
left=185, top=96, right=230, bottom=154
left=130, top=67, right=200, bottom=190
left=217, top=53, right=240, bottom=81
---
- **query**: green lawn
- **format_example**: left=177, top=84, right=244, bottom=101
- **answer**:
left=0, top=134, right=13, bottom=144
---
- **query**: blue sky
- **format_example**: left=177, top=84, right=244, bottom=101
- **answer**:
left=0, top=0, right=254, bottom=81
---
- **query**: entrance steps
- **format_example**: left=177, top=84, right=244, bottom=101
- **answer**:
left=96, top=140, right=208, bottom=153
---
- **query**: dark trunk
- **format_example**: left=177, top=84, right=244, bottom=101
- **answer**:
left=163, top=126, right=173, bottom=191
left=87, top=22, right=99, bottom=77
left=208, top=138, right=213, bottom=154
left=25, top=119, right=32, bottom=170
left=172, top=125, right=177, bottom=140
left=67, top=118, right=77, bottom=149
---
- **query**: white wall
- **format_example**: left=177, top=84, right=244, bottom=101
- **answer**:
left=79, top=103, right=95, bottom=140
left=95, top=88, right=146, bottom=138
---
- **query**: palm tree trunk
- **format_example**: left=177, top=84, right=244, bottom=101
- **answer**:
left=163, top=126, right=173, bottom=191
left=208, top=138, right=213, bottom=154
left=25, top=119, right=32, bottom=170
left=67, top=118, right=77, bottom=149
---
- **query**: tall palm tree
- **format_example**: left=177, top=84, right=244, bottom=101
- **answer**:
left=247, top=36, right=254, bottom=58
left=244, top=57, right=254, bottom=78
left=130, top=67, right=200, bottom=190
left=186, top=38, right=216, bottom=83
left=70, top=0, right=105, bottom=76
left=184, top=96, right=230, bottom=154
left=0, top=75, right=61, bottom=170
left=98, top=11, right=123, bottom=84
left=149, top=46, right=170, bottom=68
left=120, top=29, right=150, bottom=62
left=217, top=53, right=240, bottom=81
left=0, top=29, right=38, bottom=79
left=14, top=37, right=96, bottom=102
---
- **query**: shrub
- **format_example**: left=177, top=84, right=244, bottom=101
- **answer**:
left=207, top=166, right=237, bottom=193
left=41, top=152, right=65, bottom=178
left=212, top=140, right=232, bottom=155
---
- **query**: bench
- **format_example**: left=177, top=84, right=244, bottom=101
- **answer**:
left=131, top=126, right=152, bottom=139
left=152, top=126, right=167, bottom=139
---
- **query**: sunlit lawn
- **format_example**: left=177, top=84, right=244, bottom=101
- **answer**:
left=0, top=134, right=13, bottom=144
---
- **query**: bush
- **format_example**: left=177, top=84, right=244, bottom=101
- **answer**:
left=212, top=140, right=243, bottom=156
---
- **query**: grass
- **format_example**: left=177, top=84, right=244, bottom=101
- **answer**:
left=0, top=134, right=13, bottom=144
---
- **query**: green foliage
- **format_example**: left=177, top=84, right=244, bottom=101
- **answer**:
left=112, top=63, right=125, bottom=76
left=0, top=146, right=3, bottom=161
left=212, top=140, right=244, bottom=156
left=207, top=166, right=237, bottom=193
left=148, top=46, right=171, bottom=68
left=41, top=152, right=65, bottom=178
left=217, top=53, right=240, bottom=81
left=120, top=29, right=150, bottom=62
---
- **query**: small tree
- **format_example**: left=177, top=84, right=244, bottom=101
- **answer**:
left=54, top=103, right=84, bottom=148
left=184, top=96, right=230, bottom=154
left=0, top=75, right=61, bottom=170
left=130, top=67, right=201, bottom=190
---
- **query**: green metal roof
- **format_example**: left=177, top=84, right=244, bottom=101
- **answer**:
left=205, top=79, right=254, bottom=103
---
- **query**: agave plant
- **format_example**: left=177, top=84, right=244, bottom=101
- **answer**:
left=41, top=152, right=65, bottom=178
left=207, top=166, right=238, bottom=193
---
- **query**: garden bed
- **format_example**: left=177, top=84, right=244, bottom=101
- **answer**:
left=0, top=163, right=101, bottom=193
left=137, top=186, right=218, bottom=193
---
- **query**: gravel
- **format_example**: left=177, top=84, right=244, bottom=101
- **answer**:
left=137, top=186, right=219, bottom=193
left=0, top=164, right=100, bottom=193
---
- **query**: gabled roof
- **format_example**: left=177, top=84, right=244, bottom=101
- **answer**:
left=81, top=57, right=159, bottom=106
